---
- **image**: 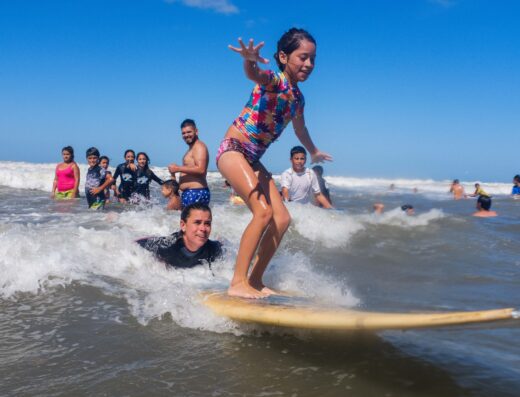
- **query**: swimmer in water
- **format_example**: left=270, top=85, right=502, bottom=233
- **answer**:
left=52, top=146, right=80, bottom=200
left=134, top=152, right=164, bottom=201
left=162, top=179, right=181, bottom=211
left=473, top=195, right=497, bottom=217
left=136, top=203, right=222, bottom=269
left=449, top=179, right=467, bottom=200
left=112, top=149, right=137, bottom=203
left=512, top=175, right=520, bottom=199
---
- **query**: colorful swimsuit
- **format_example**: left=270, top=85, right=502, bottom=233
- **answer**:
left=216, top=70, right=305, bottom=165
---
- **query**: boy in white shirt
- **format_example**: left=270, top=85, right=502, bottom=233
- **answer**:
left=281, top=146, right=332, bottom=208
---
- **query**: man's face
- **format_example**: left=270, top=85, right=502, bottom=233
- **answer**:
left=291, top=153, right=306, bottom=173
left=181, top=125, right=198, bottom=145
left=181, top=209, right=212, bottom=251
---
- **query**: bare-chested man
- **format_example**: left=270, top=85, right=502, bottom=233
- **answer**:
left=449, top=179, right=467, bottom=200
left=168, top=119, right=210, bottom=209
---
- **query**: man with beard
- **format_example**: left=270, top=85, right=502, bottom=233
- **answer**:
left=168, top=119, right=210, bottom=208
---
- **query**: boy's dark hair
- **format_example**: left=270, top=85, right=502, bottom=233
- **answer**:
left=124, top=149, right=135, bottom=157
left=99, top=155, right=109, bottom=163
left=181, top=202, right=211, bottom=222
left=180, top=118, right=196, bottom=129
left=86, top=147, right=100, bottom=158
left=62, top=146, right=75, bottom=161
left=513, top=175, right=520, bottom=183
left=453, top=179, right=459, bottom=184
left=274, top=28, right=316, bottom=71
left=401, top=204, right=414, bottom=211
left=290, top=145, right=307, bottom=158
left=163, top=179, right=179, bottom=195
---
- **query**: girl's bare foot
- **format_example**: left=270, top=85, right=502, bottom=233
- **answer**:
left=228, top=281, right=267, bottom=299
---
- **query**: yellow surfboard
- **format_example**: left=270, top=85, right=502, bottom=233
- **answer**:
left=201, top=291, right=518, bottom=331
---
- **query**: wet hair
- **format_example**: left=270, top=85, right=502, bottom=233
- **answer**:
left=99, top=155, right=109, bottom=164
left=453, top=179, right=460, bottom=184
left=514, top=175, right=520, bottom=183
left=163, top=179, right=179, bottom=195
left=401, top=204, right=414, bottom=211
left=180, top=118, right=197, bottom=129
left=312, top=165, right=323, bottom=176
left=86, top=147, right=100, bottom=158
left=62, top=146, right=75, bottom=161
left=290, top=145, right=307, bottom=158
left=136, top=152, right=150, bottom=168
left=478, top=196, right=492, bottom=211
left=180, top=202, right=212, bottom=223
left=274, top=28, right=316, bottom=71
left=124, top=149, right=135, bottom=158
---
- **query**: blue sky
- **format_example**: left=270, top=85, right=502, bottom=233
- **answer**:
left=1, top=0, right=518, bottom=181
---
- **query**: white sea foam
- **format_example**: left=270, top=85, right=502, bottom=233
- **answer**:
left=0, top=160, right=513, bottom=198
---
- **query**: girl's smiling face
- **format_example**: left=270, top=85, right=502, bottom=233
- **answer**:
left=125, top=151, right=135, bottom=163
left=280, top=39, right=316, bottom=84
left=62, top=150, right=73, bottom=163
left=137, top=154, right=148, bottom=168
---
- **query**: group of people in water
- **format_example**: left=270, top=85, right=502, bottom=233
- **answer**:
left=48, top=27, right=517, bottom=299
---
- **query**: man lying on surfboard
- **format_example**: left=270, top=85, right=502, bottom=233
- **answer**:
left=136, top=203, right=222, bottom=269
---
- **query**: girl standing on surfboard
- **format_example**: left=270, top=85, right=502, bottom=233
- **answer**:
left=217, top=28, right=332, bottom=299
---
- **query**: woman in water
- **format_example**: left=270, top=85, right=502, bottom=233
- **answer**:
left=51, top=146, right=80, bottom=199
left=112, top=149, right=137, bottom=203
left=134, top=152, right=164, bottom=200
left=217, top=28, right=332, bottom=298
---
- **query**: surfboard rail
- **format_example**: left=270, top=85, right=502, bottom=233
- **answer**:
left=201, top=291, right=518, bottom=331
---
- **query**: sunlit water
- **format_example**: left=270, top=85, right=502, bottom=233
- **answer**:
left=1, top=161, right=519, bottom=396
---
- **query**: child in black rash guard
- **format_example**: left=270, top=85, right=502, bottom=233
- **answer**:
left=112, top=149, right=137, bottom=203
left=135, top=152, right=164, bottom=200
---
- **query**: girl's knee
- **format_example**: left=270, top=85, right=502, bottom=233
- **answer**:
left=253, top=206, right=273, bottom=227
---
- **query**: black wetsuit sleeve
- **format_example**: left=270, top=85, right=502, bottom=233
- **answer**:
left=149, top=170, right=164, bottom=185
left=112, top=164, right=122, bottom=184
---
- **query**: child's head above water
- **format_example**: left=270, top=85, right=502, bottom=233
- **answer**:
left=162, top=179, right=179, bottom=197
left=99, top=156, right=110, bottom=169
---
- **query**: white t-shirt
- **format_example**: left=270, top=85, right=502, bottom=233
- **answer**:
left=281, top=167, right=321, bottom=204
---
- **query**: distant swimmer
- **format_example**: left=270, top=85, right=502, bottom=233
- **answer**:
left=312, top=165, right=332, bottom=207
left=134, top=152, right=164, bottom=200
left=84, top=147, right=113, bottom=210
left=400, top=204, right=415, bottom=215
left=136, top=203, right=222, bottom=269
left=168, top=119, right=210, bottom=209
left=162, top=179, right=181, bottom=211
left=470, top=182, right=491, bottom=199
left=112, top=149, right=137, bottom=203
left=52, top=146, right=80, bottom=200
left=473, top=196, right=497, bottom=217
left=449, top=179, right=467, bottom=200
left=372, top=203, right=414, bottom=215
left=281, top=146, right=332, bottom=208
left=511, top=175, right=520, bottom=199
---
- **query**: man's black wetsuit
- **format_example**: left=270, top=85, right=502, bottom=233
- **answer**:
left=113, top=162, right=137, bottom=200
left=136, top=232, right=222, bottom=269
left=135, top=167, right=164, bottom=199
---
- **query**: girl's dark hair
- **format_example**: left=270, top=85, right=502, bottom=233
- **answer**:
left=136, top=152, right=150, bottom=168
left=62, top=146, right=74, bottom=161
left=124, top=149, right=135, bottom=158
left=274, top=28, right=316, bottom=71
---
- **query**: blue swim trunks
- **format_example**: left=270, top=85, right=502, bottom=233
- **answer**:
left=181, top=188, right=211, bottom=208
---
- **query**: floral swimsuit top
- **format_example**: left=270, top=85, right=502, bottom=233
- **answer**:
left=233, top=70, right=305, bottom=149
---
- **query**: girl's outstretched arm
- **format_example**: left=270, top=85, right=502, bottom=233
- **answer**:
left=293, top=115, right=333, bottom=164
left=229, top=38, right=270, bottom=85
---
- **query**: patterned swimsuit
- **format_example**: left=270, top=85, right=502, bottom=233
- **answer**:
left=216, top=70, right=305, bottom=165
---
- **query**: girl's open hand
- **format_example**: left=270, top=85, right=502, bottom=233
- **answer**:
left=229, top=38, right=269, bottom=64
left=311, top=150, right=333, bottom=164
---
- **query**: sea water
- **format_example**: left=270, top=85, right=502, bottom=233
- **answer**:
left=1, top=160, right=519, bottom=396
